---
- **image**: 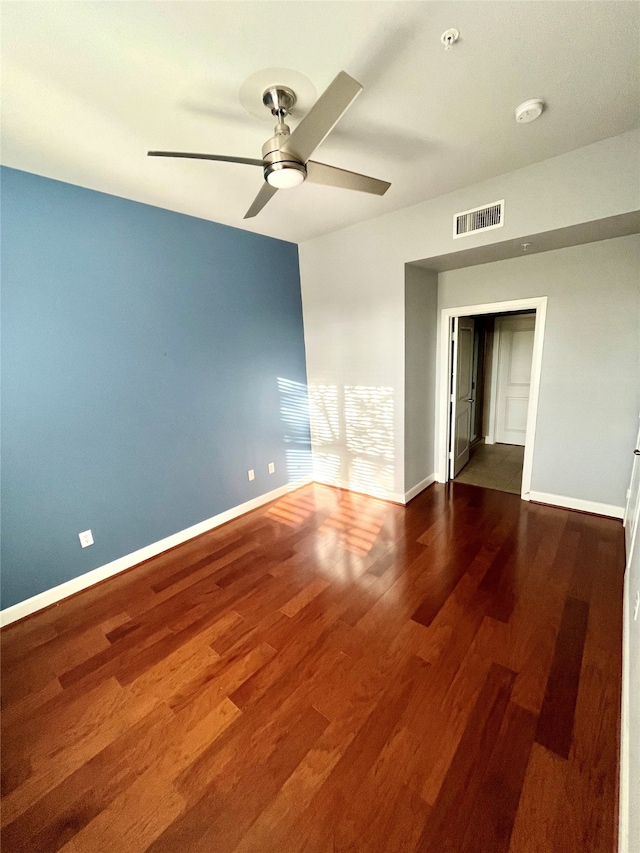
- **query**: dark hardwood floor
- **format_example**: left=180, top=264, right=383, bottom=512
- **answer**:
left=0, top=482, right=624, bottom=852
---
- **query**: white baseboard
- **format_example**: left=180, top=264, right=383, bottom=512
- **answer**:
left=8, top=479, right=619, bottom=629
left=0, top=479, right=311, bottom=628
left=404, top=474, right=436, bottom=503
left=312, top=474, right=406, bottom=505
left=528, top=491, right=624, bottom=519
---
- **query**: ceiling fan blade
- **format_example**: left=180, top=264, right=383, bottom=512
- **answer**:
left=280, top=71, right=362, bottom=164
left=148, top=151, right=265, bottom=167
left=306, top=160, right=390, bottom=196
left=244, top=183, right=278, bottom=219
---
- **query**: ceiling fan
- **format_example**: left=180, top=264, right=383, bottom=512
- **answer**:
left=148, top=71, right=391, bottom=219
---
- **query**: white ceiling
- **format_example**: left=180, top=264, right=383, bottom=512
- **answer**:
left=1, top=1, right=638, bottom=244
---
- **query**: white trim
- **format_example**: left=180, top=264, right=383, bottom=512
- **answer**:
left=619, top=438, right=639, bottom=852
left=404, top=474, right=436, bottom=503
left=312, top=474, right=406, bottom=505
left=622, top=413, right=640, bottom=564
left=0, top=479, right=311, bottom=627
left=486, top=317, right=502, bottom=444
left=436, top=296, right=547, bottom=505
left=528, top=491, right=624, bottom=519
left=448, top=316, right=459, bottom=480
left=484, top=320, right=500, bottom=445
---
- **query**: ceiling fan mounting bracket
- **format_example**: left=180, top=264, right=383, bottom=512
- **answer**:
left=262, top=86, right=296, bottom=119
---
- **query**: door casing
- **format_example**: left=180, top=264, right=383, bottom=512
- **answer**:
left=623, top=413, right=640, bottom=565
left=436, top=296, right=548, bottom=501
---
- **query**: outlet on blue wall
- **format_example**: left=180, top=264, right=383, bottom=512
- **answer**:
left=0, top=167, right=311, bottom=609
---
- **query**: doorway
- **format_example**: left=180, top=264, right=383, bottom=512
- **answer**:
left=453, top=310, right=535, bottom=494
left=436, top=297, right=547, bottom=500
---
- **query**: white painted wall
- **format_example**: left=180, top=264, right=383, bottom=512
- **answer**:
left=439, top=236, right=640, bottom=508
left=302, top=241, right=404, bottom=500
left=405, top=265, right=438, bottom=494
left=299, top=130, right=640, bottom=500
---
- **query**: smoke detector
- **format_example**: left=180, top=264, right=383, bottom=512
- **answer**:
left=515, top=99, right=545, bottom=124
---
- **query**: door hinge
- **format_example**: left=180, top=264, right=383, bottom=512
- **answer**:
left=450, top=394, right=454, bottom=403
left=448, top=451, right=453, bottom=460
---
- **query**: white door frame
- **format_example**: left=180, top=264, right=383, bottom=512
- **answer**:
left=484, top=322, right=500, bottom=444
left=623, top=413, right=640, bottom=565
left=435, top=296, right=548, bottom=500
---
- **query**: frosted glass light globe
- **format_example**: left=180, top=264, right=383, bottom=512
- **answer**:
left=265, top=163, right=306, bottom=189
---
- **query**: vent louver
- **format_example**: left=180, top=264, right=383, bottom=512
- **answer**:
left=453, top=200, right=504, bottom=238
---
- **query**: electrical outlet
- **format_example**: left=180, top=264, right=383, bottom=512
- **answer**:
left=268, top=462, right=275, bottom=474
left=634, top=590, right=640, bottom=622
left=247, top=469, right=255, bottom=481
left=79, top=529, right=94, bottom=548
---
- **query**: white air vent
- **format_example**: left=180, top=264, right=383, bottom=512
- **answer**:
left=453, top=200, right=504, bottom=238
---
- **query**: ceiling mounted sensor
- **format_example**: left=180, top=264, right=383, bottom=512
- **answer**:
left=515, top=99, right=545, bottom=123
left=148, top=70, right=391, bottom=219
left=440, top=28, right=460, bottom=50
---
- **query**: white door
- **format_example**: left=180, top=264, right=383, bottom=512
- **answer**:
left=495, top=314, right=535, bottom=446
left=450, top=317, right=475, bottom=477
left=624, top=414, right=640, bottom=564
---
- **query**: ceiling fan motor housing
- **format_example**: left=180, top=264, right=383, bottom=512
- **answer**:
left=261, top=119, right=307, bottom=188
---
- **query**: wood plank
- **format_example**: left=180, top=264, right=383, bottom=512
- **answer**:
left=1, top=679, right=159, bottom=828
left=1, top=742, right=142, bottom=853
left=166, top=641, right=277, bottom=714
left=534, top=596, right=589, bottom=759
left=281, top=655, right=426, bottom=853
left=415, top=662, right=516, bottom=853
left=459, top=700, right=538, bottom=853
left=279, top=577, right=330, bottom=618
left=146, top=707, right=328, bottom=853
left=0, top=482, right=624, bottom=853
left=58, top=772, right=185, bottom=853
left=552, top=537, right=623, bottom=852
left=508, top=742, right=568, bottom=853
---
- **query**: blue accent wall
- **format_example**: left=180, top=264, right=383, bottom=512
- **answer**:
left=1, top=167, right=311, bottom=609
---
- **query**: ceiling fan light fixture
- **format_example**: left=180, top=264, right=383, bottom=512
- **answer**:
left=265, top=161, right=306, bottom=189
left=149, top=71, right=389, bottom=217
